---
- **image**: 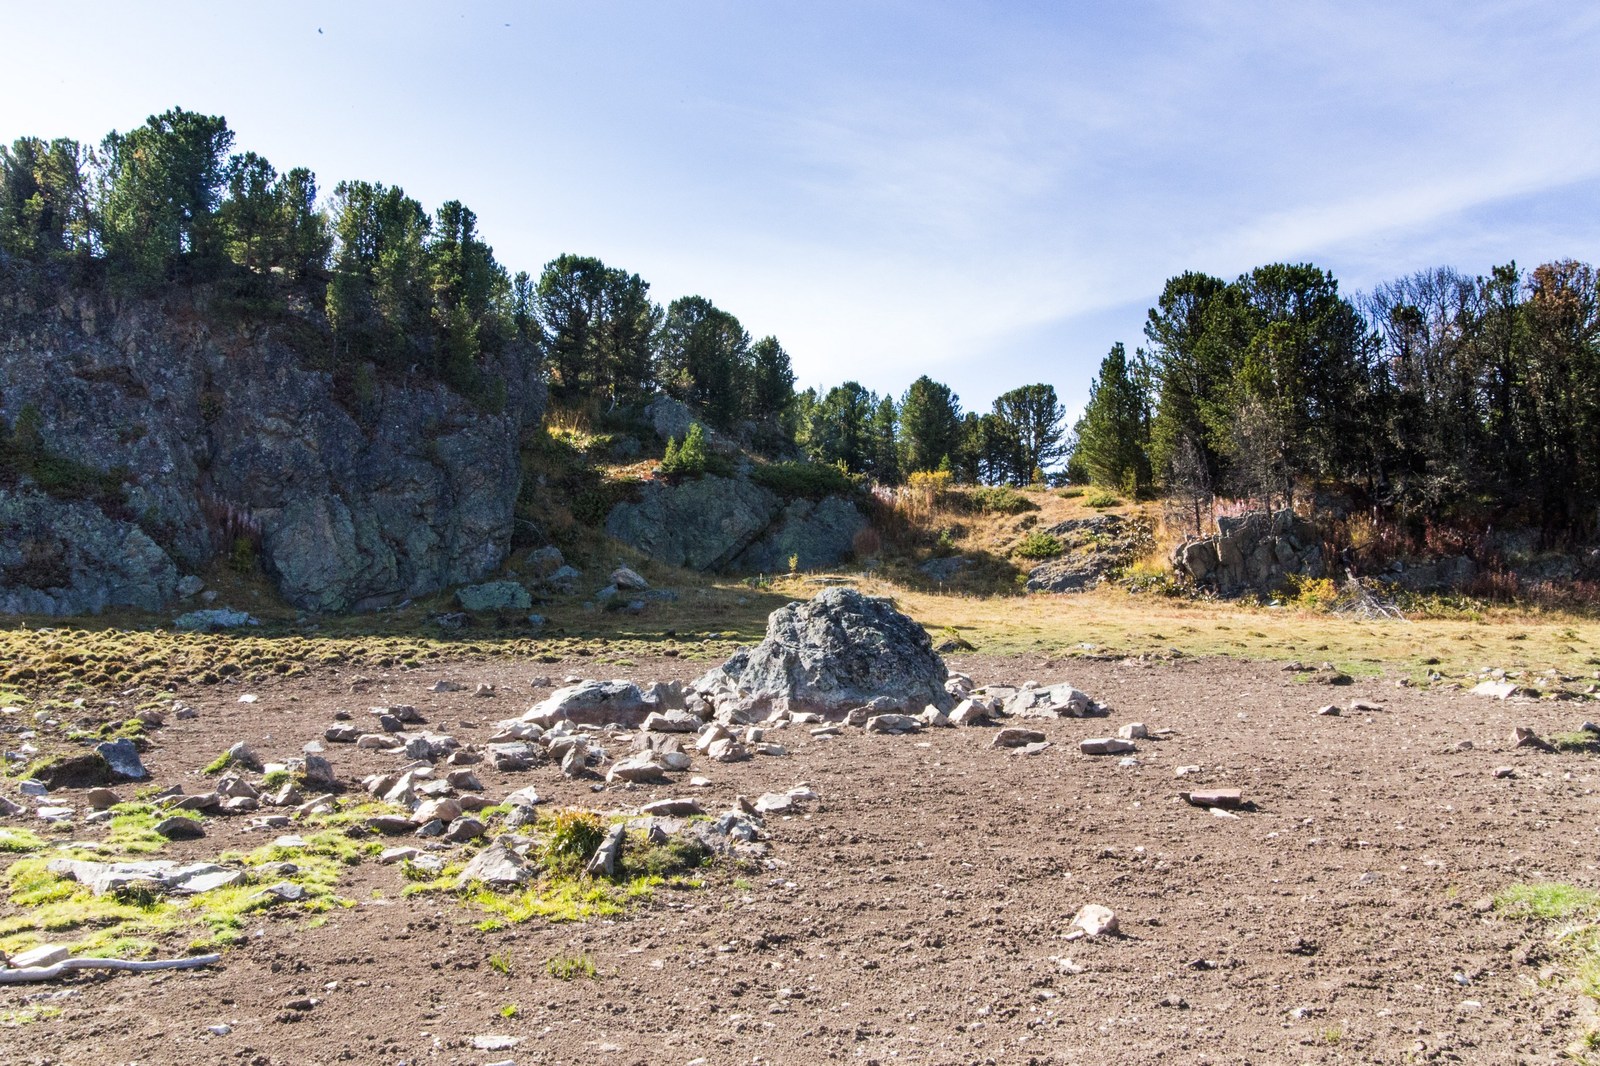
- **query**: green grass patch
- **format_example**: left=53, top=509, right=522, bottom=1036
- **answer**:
left=0, top=827, right=47, bottom=853
left=106, top=804, right=185, bottom=854
left=0, top=1005, right=62, bottom=1026
left=1495, top=882, right=1600, bottom=921
left=1551, top=732, right=1600, bottom=754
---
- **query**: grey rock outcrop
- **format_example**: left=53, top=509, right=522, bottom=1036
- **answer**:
left=0, top=276, right=544, bottom=615
left=1026, top=514, right=1153, bottom=593
left=455, top=581, right=532, bottom=611
left=605, top=475, right=866, bottom=573
left=694, top=587, right=950, bottom=715
left=1171, top=510, right=1322, bottom=595
left=0, top=492, right=177, bottom=615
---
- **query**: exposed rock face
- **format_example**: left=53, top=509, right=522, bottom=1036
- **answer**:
left=1026, top=513, right=1154, bottom=593
left=605, top=476, right=867, bottom=573
left=1171, top=510, right=1323, bottom=595
left=694, top=587, right=951, bottom=715
left=0, top=492, right=176, bottom=614
left=0, top=277, right=544, bottom=615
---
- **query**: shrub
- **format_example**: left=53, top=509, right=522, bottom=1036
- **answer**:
left=660, top=423, right=708, bottom=477
left=1013, top=530, right=1064, bottom=559
left=968, top=486, right=1037, bottom=514
left=538, top=809, right=607, bottom=873
left=751, top=461, right=858, bottom=500
left=1083, top=490, right=1122, bottom=508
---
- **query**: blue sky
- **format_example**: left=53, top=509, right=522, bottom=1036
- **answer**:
left=5, top=1, right=1599, bottom=421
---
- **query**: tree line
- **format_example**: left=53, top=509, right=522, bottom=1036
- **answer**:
left=1070, top=260, right=1600, bottom=537
left=0, top=110, right=797, bottom=425
left=0, top=108, right=1075, bottom=481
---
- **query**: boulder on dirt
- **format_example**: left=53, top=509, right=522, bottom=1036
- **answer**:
left=610, top=566, right=649, bottom=591
left=1170, top=509, right=1323, bottom=595
left=519, top=680, right=658, bottom=728
left=694, top=588, right=951, bottom=717
left=866, top=713, right=922, bottom=734
left=29, top=751, right=116, bottom=790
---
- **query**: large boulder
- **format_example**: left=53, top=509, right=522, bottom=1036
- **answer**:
left=695, top=587, right=950, bottom=716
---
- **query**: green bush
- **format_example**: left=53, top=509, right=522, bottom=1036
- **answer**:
left=968, top=486, right=1037, bottom=514
left=750, top=461, right=858, bottom=500
left=1013, top=530, right=1064, bottom=559
left=660, top=423, right=708, bottom=477
left=1084, top=490, right=1122, bottom=508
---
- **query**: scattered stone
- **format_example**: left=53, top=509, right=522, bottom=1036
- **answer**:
left=259, top=882, right=305, bottom=902
left=1080, top=737, right=1136, bottom=755
left=324, top=724, right=361, bottom=743
left=84, top=788, right=121, bottom=810
left=1182, top=788, right=1244, bottom=810
left=1007, top=683, right=1096, bottom=718
left=991, top=728, right=1047, bottom=749
left=1067, top=904, right=1119, bottom=938
left=432, top=679, right=464, bottom=693
left=610, top=566, right=649, bottom=591
left=474, top=684, right=496, bottom=698
left=91, top=739, right=148, bottom=782
left=154, top=816, right=206, bottom=840
left=445, top=770, right=483, bottom=792
left=1316, top=704, right=1341, bottom=716
left=521, top=680, right=656, bottom=729
left=366, top=815, right=417, bottom=835
left=865, top=714, right=922, bottom=735
left=1493, top=766, right=1515, bottom=779
left=642, top=710, right=700, bottom=733
left=607, top=753, right=668, bottom=784
left=586, top=823, right=626, bottom=877
left=948, top=699, right=989, bottom=726
left=443, top=816, right=485, bottom=842
left=1348, top=699, right=1384, bottom=713
left=1116, top=722, right=1148, bottom=740
left=471, top=1035, right=521, bottom=1052
left=378, top=847, right=419, bottom=865
left=458, top=844, right=533, bottom=889
left=1512, top=726, right=1554, bottom=751
left=1472, top=680, right=1519, bottom=700
left=225, top=742, right=263, bottom=772
left=640, top=798, right=704, bottom=817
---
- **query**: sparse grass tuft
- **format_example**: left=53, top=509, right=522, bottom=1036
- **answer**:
left=537, top=809, right=606, bottom=874
left=546, top=952, right=598, bottom=980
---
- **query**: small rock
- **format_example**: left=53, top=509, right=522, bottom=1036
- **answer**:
left=443, top=817, right=485, bottom=842
left=1348, top=699, right=1384, bottom=713
left=585, top=823, right=626, bottom=877
left=1493, top=766, right=1515, bottom=779
left=1117, top=722, right=1148, bottom=740
left=225, top=742, right=263, bottom=772
left=154, top=816, right=206, bottom=840
left=865, top=714, right=922, bottom=735
left=85, top=788, right=121, bottom=810
left=324, top=724, right=361, bottom=743
left=431, top=680, right=464, bottom=693
left=11, top=944, right=71, bottom=969
left=1471, top=680, right=1519, bottom=699
left=1182, top=788, right=1244, bottom=810
left=1316, top=704, right=1341, bottom=716
left=1173, top=765, right=1201, bottom=777
left=378, top=847, right=420, bottom=865
left=1512, top=726, right=1554, bottom=751
left=640, top=798, right=703, bottom=817
left=94, top=739, right=148, bottom=781
left=991, top=728, right=1047, bottom=749
left=1067, top=903, right=1119, bottom=938
left=1080, top=737, right=1136, bottom=755
left=457, top=844, right=532, bottom=888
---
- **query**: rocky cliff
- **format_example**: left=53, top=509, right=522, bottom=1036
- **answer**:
left=0, top=272, right=544, bottom=615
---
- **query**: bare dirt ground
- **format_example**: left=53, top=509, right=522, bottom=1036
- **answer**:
left=3, top=647, right=1597, bottom=1066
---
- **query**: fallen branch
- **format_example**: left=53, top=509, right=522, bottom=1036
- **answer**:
left=0, top=953, right=221, bottom=984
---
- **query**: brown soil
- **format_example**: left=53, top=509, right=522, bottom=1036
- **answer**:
left=3, top=650, right=1594, bottom=1065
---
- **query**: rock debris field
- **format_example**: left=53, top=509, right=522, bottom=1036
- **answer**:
left=2, top=589, right=1597, bottom=1065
